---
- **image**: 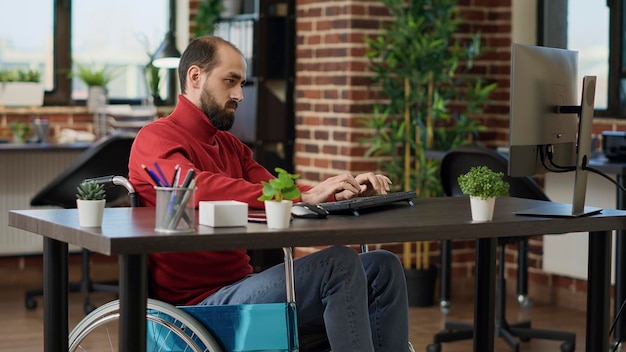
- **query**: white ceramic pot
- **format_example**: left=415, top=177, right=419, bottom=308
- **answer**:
left=469, top=196, right=496, bottom=222
left=77, top=199, right=106, bottom=227
left=221, top=0, right=242, bottom=17
left=0, top=82, right=44, bottom=107
left=87, top=86, right=107, bottom=111
left=264, top=200, right=292, bottom=229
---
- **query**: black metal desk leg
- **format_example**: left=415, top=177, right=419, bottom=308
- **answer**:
left=44, top=237, right=68, bottom=352
left=586, top=231, right=611, bottom=352
left=474, top=237, right=496, bottom=352
left=119, top=254, right=147, bottom=352
left=615, top=174, right=626, bottom=344
left=440, top=239, right=452, bottom=314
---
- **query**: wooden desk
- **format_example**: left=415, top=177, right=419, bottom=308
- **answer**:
left=9, top=196, right=626, bottom=352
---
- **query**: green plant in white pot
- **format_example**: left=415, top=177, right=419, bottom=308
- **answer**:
left=457, top=166, right=509, bottom=221
left=9, top=121, right=30, bottom=143
left=258, top=167, right=301, bottom=229
left=73, top=62, right=118, bottom=111
left=76, top=180, right=106, bottom=227
left=0, top=68, right=44, bottom=107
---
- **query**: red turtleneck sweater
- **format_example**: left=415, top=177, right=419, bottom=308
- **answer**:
left=128, top=95, right=313, bottom=305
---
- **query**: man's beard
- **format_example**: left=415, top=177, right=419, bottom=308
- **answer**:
left=199, top=90, right=236, bottom=131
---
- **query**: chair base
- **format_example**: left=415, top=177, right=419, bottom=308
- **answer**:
left=25, top=280, right=118, bottom=314
left=426, top=319, right=576, bottom=352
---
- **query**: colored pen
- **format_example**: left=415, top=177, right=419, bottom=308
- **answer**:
left=170, top=164, right=181, bottom=187
left=166, top=168, right=196, bottom=226
left=142, top=164, right=164, bottom=187
left=167, top=178, right=197, bottom=229
left=180, top=169, right=196, bottom=189
left=153, top=162, right=170, bottom=187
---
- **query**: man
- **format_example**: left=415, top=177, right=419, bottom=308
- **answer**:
left=128, top=36, right=411, bottom=352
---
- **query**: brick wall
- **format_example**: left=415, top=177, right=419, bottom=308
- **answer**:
left=292, top=0, right=626, bottom=309
left=294, top=0, right=390, bottom=185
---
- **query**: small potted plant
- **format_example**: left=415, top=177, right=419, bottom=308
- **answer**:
left=457, top=166, right=510, bottom=221
left=9, top=121, right=30, bottom=143
left=73, top=62, right=118, bottom=111
left=0, top=68, right=44, bottom=107
left=257, top=167, right=301, bottom=229
left=76, top=180, right=106, bottom=227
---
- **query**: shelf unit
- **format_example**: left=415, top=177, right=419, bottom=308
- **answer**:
left=216, top=0, right=295, bottom=173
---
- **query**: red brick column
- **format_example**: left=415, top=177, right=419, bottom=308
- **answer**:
left=294, top=0, right=391, bottom=185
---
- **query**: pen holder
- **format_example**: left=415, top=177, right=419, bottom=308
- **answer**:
left=155, top=186, right=196, bottom=233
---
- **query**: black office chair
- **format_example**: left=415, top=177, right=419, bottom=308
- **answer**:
left=26, top=132, right=136, bottom=314
left=427, top=146, right=576, bottom=352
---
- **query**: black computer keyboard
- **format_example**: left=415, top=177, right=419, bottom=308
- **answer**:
left=319, top=191, right=416, bottom=216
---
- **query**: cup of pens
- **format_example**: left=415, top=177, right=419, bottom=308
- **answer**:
left=154, top=186, right=196, bottom=233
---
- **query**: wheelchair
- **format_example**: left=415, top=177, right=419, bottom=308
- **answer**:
left=69, top=248, right=301, bottom=352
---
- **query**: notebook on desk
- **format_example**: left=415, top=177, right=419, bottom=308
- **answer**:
left=319, top=191, right=416, bottom=216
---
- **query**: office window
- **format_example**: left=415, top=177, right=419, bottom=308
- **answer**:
left=0, top=1, right=53, bottom=90
left=567, top=0, right=609, bottom=110
left=562, top=0, right=626, bottom=118
left=0, top=0, right=169, bottom=106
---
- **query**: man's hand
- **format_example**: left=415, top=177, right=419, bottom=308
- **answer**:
left=301, top=172, right=392, bottom=204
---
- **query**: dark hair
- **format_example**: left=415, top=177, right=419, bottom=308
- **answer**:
left=177, top=36, right=243, bottom=94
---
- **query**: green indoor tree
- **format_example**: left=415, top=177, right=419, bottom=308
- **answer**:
left=193, top=0, right=224, bottom=38
left=361, top=0, right=497, bottom=198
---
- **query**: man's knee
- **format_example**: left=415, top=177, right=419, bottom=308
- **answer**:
left=362, top=249, right=403, bottom=271
left=322, top=245, right=361, bottom=263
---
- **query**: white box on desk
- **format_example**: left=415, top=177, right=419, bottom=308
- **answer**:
left=199, top=201, right=248, bottom=227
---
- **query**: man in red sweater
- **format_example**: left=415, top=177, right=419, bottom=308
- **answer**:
left=129, top=36, right=411, bottom=352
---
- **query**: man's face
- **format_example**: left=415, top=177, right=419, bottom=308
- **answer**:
left=199, top=46, right=247, bottom=131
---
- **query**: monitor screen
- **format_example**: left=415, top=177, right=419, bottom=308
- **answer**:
left=508, top=43, right=579, bottom=178
left=508, top=44, right=600, bottom=217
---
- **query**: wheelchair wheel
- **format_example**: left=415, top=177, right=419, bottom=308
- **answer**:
left=69, top=298, right=223, bottom=352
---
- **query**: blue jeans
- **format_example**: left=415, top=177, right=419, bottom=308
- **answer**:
left=199, top=246, right=410, bottom=352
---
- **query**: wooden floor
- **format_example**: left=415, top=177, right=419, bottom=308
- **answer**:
left=0, top=285, right=590, bottom=352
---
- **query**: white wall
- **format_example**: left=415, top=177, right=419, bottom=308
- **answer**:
left=543, top=172, right=617, bottom=281
left=512, top=0, right=537, bottom=45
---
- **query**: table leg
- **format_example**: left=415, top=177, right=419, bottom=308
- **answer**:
left=43, top=237, right=68, bottom=352
left=473, top=237, right=496, bottom=352
left=615, top=174, right=626, bottom=344
left=119, top=254, right=147, bottom=352
left=440, top=240, right=452, bottom=313
left=586, top=231, right=611, bottom=352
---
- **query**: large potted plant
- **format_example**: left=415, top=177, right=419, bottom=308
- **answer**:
left=73, top=62, right=117, bottom=111
left=0, top=68, right=44, bottom=107
left=457, top=166, right=510, bottom=221
left=193, top=0, right=225, bottom=37
left=257, top=167, right=301, bottom=229
left=76, top=180, right=106, bottom=227
left=360, top=0, right=497, bottom=307
left=361, top=0, right=497, bottom=197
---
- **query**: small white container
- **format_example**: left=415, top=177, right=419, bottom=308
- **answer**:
left=469, top=196, right=496, bottom=222
left=199, top=201, right=248, bottom=227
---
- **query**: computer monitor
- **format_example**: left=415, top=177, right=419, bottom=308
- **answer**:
left=508, top=43, right=600, bottom=217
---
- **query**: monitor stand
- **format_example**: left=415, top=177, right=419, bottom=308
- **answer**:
left=516, top=76, right=602, bottom=218
left=515, top=203, right=602, bottom=218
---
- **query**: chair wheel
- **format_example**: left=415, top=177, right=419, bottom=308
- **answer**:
left=426, top=343, right=441, bottom=352
left=560, top=341, right=575, bottom=352
left=25, top=298, right=37, bottom=310
left=519, top=336, right=531, bottom=342
left=439, top=300, right=450, bottom=315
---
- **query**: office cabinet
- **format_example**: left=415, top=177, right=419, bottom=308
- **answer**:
left=216, top=0, right=295, bottom=173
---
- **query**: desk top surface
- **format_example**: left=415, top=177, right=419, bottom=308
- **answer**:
left=10, top=197, right=626, bottom=255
